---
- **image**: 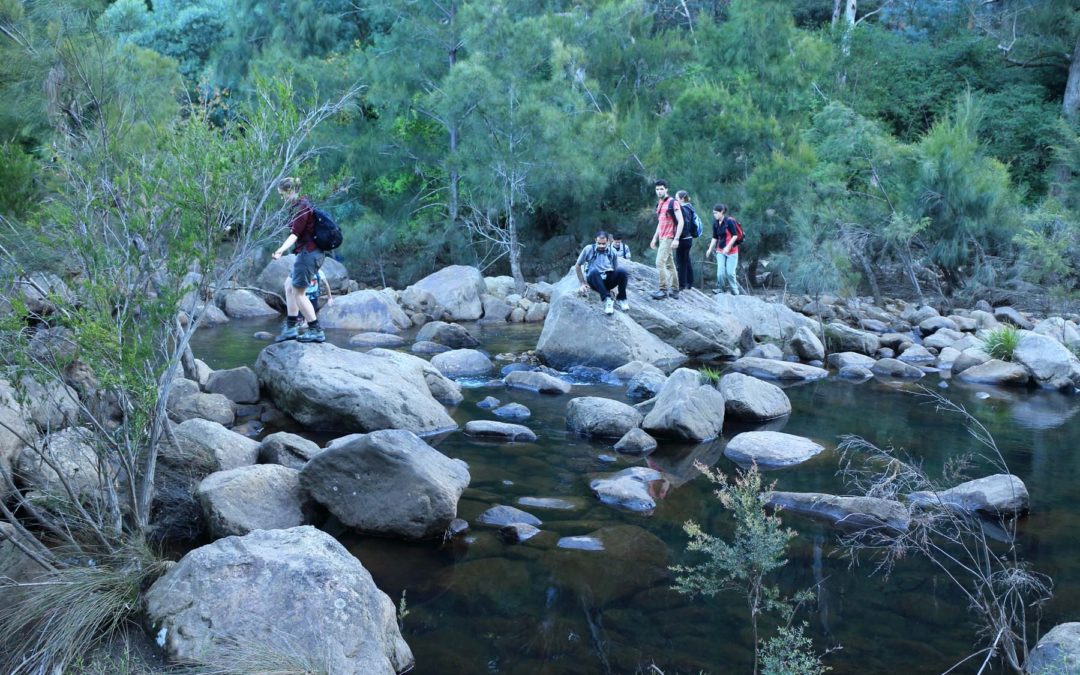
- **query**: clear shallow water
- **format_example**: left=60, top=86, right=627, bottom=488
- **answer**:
left=190, top=319, right=1080, bottom=674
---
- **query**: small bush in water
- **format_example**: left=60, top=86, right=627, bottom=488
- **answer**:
left=984, top=325, right=1020, bottom=361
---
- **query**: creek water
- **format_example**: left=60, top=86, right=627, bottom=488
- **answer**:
left=190, top=319, right=1080, bottom=675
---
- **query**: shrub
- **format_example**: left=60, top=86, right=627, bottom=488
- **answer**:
left=984, top=325, right=1020, bottom=361
left=698, top=366, right=723, bottom=385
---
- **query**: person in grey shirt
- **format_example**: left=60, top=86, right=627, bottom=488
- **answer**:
left=575, top=230, right=630, bottom=315
left=611, top=232, right=631, bottom=260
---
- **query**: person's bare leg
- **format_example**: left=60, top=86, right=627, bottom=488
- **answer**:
left=295, top=291, right=317, bottom=323
left=284, top=278, right=299, bottom=316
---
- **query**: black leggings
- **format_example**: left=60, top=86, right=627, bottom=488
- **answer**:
left=586, top=268, right=628, bottom=300
left=675, top=238, right=694, bottom=289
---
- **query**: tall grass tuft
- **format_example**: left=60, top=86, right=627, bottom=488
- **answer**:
left=698, top=366, right=723, bottom=385
left=0, top=540, right=167, bottom=675
left=984, top=325, right=1020, bottom=361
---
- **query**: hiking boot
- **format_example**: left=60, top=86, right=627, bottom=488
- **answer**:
left=297, top=327, right=326, bottom=343
left=670, top=289, right=681, bottom=299
left=604, top=297, right=615, bottom=315
left=650, top=290, right=667, bottom=300
left=274, top=325, right=299, bottom=342
left=618, top=299, right=630, bottom=311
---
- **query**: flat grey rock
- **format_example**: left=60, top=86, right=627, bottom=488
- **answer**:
left=724, top=431, right=824, bottom=468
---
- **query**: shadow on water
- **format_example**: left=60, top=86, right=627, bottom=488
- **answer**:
left=189, top=320, right=1080, bottom=674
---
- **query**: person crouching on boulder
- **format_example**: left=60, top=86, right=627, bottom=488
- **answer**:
left=575, top=230, right=629, bottom=315
left=271, top=177, right=325, bottom=343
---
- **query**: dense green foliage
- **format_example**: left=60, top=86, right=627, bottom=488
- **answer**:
left=2, top=0, right=1080, bottom=301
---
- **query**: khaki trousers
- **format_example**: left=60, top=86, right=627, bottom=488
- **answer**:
left=655, top=237, right=677, bottom=291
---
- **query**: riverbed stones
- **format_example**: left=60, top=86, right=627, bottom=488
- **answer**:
left=14, top=427, right=110, bottom=505
left=825, top=322, right=880, bottom=355
left=145, top=526, right=413, bottom=675
left=222, top=289, right=278, bottom=319
left=994, top=306, right=1033, bottom=329
left=204, top=366, right=260, bottom=404
left=167, top=379, right=235, bottom=426
left=537, top=293, right=685, bottom=370
left=349, top=332, right=407, bottom=348
left=1033, top=317, right=1080, bottom=348
left=407, top=265, right=487, bottom=321
left=256, top=342, right=458, bottom=436
left=838, top=365, right=874, bottom=381
left=766, top=491, right=910, bottom=534
left=827, top=352, right=877, bottom=371
left=504, top=370, right=572, bottom=395
left=643, top=368, right=726, bottom=441
left=956, top=359, right=1031, bottom=386
left=728, top=357, right=828, bottom=382
left=908, top=474, right=1029, bottom=517
left=719, top=373, right=791, bottom=421
left=300, top=429, right=470, bottom=539
left=924, top=328, right=964, bottom=350
left=714, top=293, right=817, bottom=342
left=431, top=349, right=494, bottom=378
left=549, top=524, right=669, bottom=604
left=791, top=325, right=825, bottom=361
left=952, top=347, right=991, bottom=375
left=317, top=289, right=411, bottom=333
left=256, top=431, right=322, bottom=470
left=626, top=364, right=668, bottom=399
left=493, top=403, right=531, bottom=420
left=477, top=504, right=542, bottom=527
left=918, top=316, right=958, bottom=335
left=898, top=344, right=935, bottom=364
left=871, top=358, right=925, bottom=379
left=724, top=431, right=824, bottom=468
left=589, top=466, right=665, bottom=514
left=463, top=420, right=536, bottom=442
left=566, top=397, right=643, bottom=438
left=1012, top=333, right=1080, bottom=390
left=1026, top=622, right=1080, bottom=675
left=196, top=464, right=313, bottom=538
left=162, top=418, right=259, bottom=475
left=613, top=428, right=658, bottom=455
left=416, top=321, right=480, bottom=348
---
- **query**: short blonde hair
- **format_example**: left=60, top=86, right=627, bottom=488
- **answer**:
left=278, top=176, right=300, bottom=194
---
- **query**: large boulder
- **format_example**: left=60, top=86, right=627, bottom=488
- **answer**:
left=1012, top=333, right=1080, bottom=390
left=430, top=349, right=494, bottom=378
left=565, top=397, right=643, bottom=438
left=1032, top=317, right=1080, bottom=349
left=365, top=349, right=463, bottom=406
left=790, top=325, right=825, bottom=362
left=719, top=373, right=792, bottom=421
left=1026, top=623, right=1080, bottom=675
left=824, top=322, right=880, bottom=355
left=724, top=431, right=824, bottom=468
left=713, top=293, right=818, bottom=342
left=196, top=464, right=313, bottom=538
left=626, top=364, right=667, bottom=400
left=256, top=431, right=322, bottom=470
left=994, top=306, right=1033, bottom=329
left=545, top=260, right=748, bottom=358
left=300, top=430, right=470, bottom=539
left=221, top=289, right=278, bottom=319
left=316, top=290, right=411, bottom=333
left=255, top=342, right=458, bottom=436
left=406, top=265, right=487, bottom=321
left=17, top=376, right=79, bottom=433
left=163, top=418, right=259, bottom=474
left=536, top=293, right=685, bottom=370
left=14, top=427, right=111, bottom=505
left=642, top=368, right=726, bottom=441
left=204, top=366, right=260, bottom=404
left=415, top=321, right=480, bottom=349
left=1, top=521, right=48, bottom=582
left=766, top=491, right=910, bottom=534
left=956, top=359, right=1031, bottom=387
left=728, top=357, right=828, bottom=382
left=167, top=379, right=235, bottom=426
left=908, top=474, right=1029, bottom=517
left=144, top=526, right=413, bottom=674
left=504, top=370, right=572, bottom=395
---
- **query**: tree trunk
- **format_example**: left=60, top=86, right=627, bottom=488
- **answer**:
left=1063, top=32, right=1080, bottom=120
left=841, top=0, right=856, bottom=56
left=853, top=247, right=883, bottom=307
left=448, top=125, right=459, bottom=225
left=831, top=0, right=842, bottom=28
left=900, top=247, right=924, bottom=304
left=508, top=213, right=524, bottom=293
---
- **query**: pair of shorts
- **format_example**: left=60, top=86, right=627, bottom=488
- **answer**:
left=290, top=249, right=324, bottom=289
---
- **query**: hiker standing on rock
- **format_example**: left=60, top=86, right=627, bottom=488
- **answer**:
left=576, top=230, right=630, bottom=316
left=674, top=190, right=699, bottom=292
left=649, top=180, right=684, bottom=300
left=705, top=203, right=743, bottom=295
left=271, top=177, right=326, bottom=343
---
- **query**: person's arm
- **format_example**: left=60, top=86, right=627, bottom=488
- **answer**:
left=706, top=236, right=718, bottom=257
left=272, top=234, right=297, bottom=259
left=650, top=222, right=661, bottom=249
left=323, top=275, right=334, bottom=304
left=625, top=245, right=632, bottom=260
left=672, top=203, right=684, bottom=247
left=575, top=248, right=589, bottom=292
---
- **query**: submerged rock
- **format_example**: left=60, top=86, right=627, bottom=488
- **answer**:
left=565, top=397, right=643, bottom=438
left=145, top=526, right=413, bottom=675
left=300, top=429, right=470, bottom=540
left=589, top=466, right=665, bottom=514
left=504, top=370, right=572, bottom=395
left=463, top=420, right=536, bottom=442
left=724, top=431, right=824, bottom=468
left=728, top=357, right=828, bottom=382
left=493, top=403, right=531, bottom=420
left=613, top=428, right=658, bottom=456
left=767, top=491, right=910, bottom=534
left=477, top=504, right=542, bottom=527
left=908, top=474, right=1029, bottom=517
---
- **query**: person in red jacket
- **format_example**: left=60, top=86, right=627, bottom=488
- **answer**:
left=271, top=177, right=326, bottom=343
